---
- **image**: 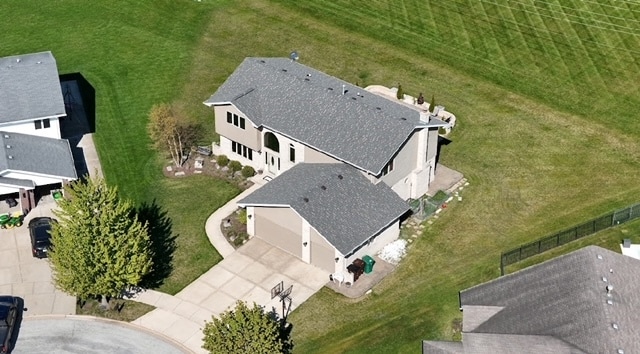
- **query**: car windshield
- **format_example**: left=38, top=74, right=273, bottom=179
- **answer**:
left=33, top=225, right=51, bottom=242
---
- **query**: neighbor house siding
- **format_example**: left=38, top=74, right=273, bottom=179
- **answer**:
left=214, top=105, right=260, bottom=151
left=2, top=171, right=68, bottom=186
left=254, top=207, right=302, bottom=258
left=303, top=146, right=341, bottom=164
left=0, top=118, right=62, bottom=139
left=310, top=228, right=336, bottom=273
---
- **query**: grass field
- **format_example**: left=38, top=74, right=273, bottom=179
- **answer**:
left=3, top=0, right=640, bottom=352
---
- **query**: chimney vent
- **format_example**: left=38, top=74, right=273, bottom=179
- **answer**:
left=612, top=323, right=619, bottom=330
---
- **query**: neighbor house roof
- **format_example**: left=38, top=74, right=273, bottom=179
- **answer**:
left=0, top=131, right=77, bottom=180
left=0, top=51, right=66, bottom=124
left=238, top=163, right=410, bottom=255
left=424, top=246, right=640, bottom=354
left=204, top=57, right=446, bottom=175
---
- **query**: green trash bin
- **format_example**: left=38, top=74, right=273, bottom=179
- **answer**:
left=362, top=255, right=375, bottom=274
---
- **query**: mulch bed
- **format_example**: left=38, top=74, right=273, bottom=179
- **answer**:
left=162, top=152, right=253, bottom=190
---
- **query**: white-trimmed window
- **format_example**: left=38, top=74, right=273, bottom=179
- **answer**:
left=382, top=159, right=394, bottom=176
left=289, top=144, right=295, bottom=163
left=231, top=141, right=253, bottom=160
left=226, top=112, right=246, bottom=130
left=34, top=118, right=50, bottom=130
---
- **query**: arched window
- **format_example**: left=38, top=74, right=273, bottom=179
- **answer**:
left=264, top=132, right=280, bottom=152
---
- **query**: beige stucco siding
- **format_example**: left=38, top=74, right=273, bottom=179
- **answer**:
left=303, top=146, right=341, bottom=164
left=310, top=228, right=336, bottom=273
left=254, top=207, right=302, bottom=258
left=346, top=220, right=401, bottom=265
left=425, top=127, right=438, bottom=162
left=214, top=105, right=260, bottom=151
left=381, top=132, right=419, bottom=186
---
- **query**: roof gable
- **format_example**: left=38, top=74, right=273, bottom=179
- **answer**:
left=0, top=51, right=66, bottom=124
left=238, top=163, right=409, bottom=254
left=205, top=58, right=433, bottom=174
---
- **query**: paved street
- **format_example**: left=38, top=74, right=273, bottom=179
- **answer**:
left=14, top=316, right=188, bottom=353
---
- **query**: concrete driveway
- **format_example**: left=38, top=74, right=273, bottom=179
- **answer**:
left=132, top=238, right=328, bottom=353
left=0, top=199, right=76, bottom=316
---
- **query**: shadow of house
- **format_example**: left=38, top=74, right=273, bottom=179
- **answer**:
left=136, top=200, right=177, bottom=289
left=59, top=73, right=96, bottom=180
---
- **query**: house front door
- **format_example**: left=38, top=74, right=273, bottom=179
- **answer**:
left=266, top=152, right=279, bottom=175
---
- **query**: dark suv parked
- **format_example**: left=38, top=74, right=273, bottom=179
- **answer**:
left=28, top=217, right=55, bottom=259
left=0, top=296, right=19, bottom=353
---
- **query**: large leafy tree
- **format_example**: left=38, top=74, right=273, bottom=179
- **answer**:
left=147, top=103, right=199, bottom=167
left=49, top=177, right=153, bottom=307
left=202, top=301, right=293, bottom=354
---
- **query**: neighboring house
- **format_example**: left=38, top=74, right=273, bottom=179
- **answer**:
left=423, top=246, right=640, bottom=354
left=204, top=57, right=448, bottom=201
left=238, top=163, right=410, bottom=279
left=0, top=51, right=77, bottom=211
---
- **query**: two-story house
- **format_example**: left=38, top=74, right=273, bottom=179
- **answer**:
left=204, top=57, right=447, bottom=281
left=0, top=51, right=77, bottom=212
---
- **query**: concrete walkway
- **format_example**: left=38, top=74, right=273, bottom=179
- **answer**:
left=130, top=175, right=328, bottom=353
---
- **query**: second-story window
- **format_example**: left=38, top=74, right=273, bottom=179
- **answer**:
left=34, top=120, right=42, bottom=129
left=227, top=112, right=246, bottom=130
left=43, top=118, right=50, bottom=128
left=289, top=144, right=295, bottom=163
left=382, top=159, right=394, bottom=176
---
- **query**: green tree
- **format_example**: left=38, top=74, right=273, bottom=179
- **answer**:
left=202, top=301, right=292, bottom=354
left=396, top=84, right=404, bottom=100
left=49, top=177, right=153, bottom=308
left=147, top=103, right=199, bottom=167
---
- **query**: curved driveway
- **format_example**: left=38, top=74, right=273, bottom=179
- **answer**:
left=14, top=316, right=189, bottom=353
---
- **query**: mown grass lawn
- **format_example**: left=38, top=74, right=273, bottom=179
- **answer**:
left=0, top=0, right=238, bottom=294
left=4, top=0, right=640, bottom=352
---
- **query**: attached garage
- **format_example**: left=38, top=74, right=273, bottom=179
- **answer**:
left=254, top=207, right=301, bottom=258
left=310, top=229, right=335, bottom=273
left=239, top=163, right=410, bottom=277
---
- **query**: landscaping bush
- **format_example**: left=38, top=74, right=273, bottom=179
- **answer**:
left=216, top=155, right=229, bottom=167
left=238, top=208, right=247, bottom=225
left=438, top=127, right=447, bottom=135
left=228, top=160, right=242, bottom=173
left=396, top=84, right=404, bottom=100
left=241, top=165, right=255, bottom=178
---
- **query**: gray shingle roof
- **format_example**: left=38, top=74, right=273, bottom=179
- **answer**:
left=205, top=58, right=443, bottom=174
left=459, top=246, right=640, bottom=353
left=0, top=176, right=35, bottom=188
left=0, top=131, right=77, bottom=179
left=238, top=163, right=410, bottom=255
left=0, top=52, right=66, bottom=124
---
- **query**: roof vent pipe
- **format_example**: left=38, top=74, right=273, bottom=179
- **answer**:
left=342, top=85, right=346, bottom=95
left=606, top=285, right=614, bottom=294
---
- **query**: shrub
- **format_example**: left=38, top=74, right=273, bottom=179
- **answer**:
left=228, top=160, right=242, bottom=173
left=238, top=208, right=247, bottom=225
left=241, top=165, right=255, bottom=178
left=438, top=127, right=447, bottom=135
left=216, top=155, right=229, bottom=167
left=396, top=84, right=404, bottom=100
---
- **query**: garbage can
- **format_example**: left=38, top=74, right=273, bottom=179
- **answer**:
left=362, top=255, right=375, bottom=274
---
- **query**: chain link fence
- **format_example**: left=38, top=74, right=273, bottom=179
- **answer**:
left=500, top=203, right=640, bottom=275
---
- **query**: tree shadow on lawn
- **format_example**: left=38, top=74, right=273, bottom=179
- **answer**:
left=135, top=200, right=177, bottom=290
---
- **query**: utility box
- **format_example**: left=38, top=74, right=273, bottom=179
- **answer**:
left=362, top=255, right=375, bottom=274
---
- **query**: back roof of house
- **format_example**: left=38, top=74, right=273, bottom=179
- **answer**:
left=459, top=246, right=640, bottom=353
left=0, top=131, right=77, bottom=179
left=0, top=51, right=66, bottom=124
left=204, top=57, right=444, bottom=175
left=238, top=163, right=410, bottom=255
